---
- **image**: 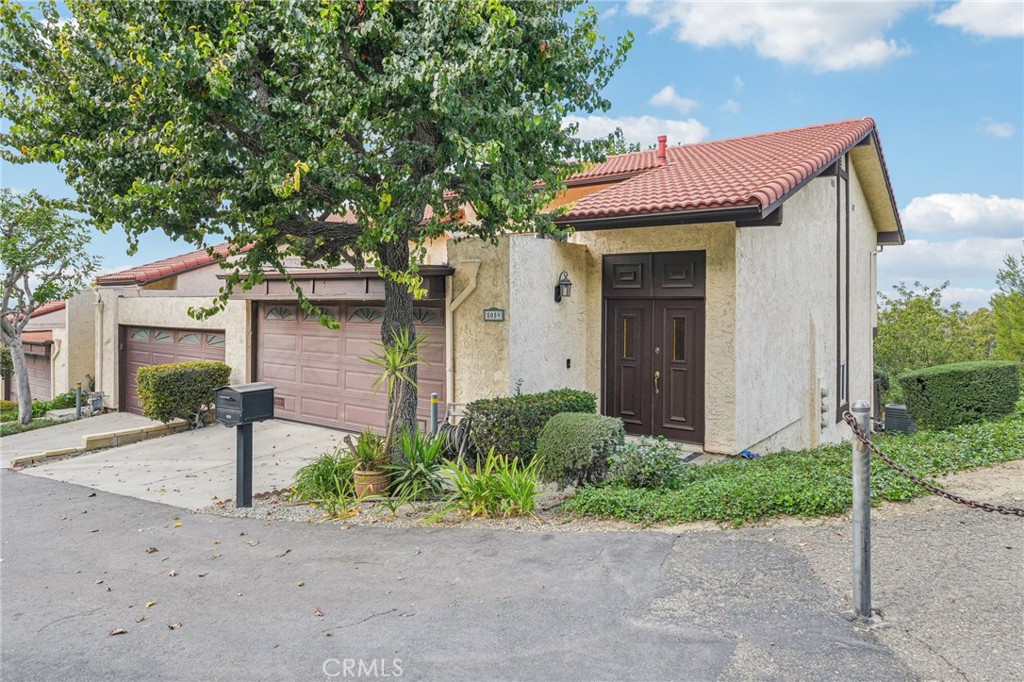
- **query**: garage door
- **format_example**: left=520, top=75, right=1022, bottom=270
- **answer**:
left=257, top=302, right=445, bottom=431
left=123, top=327, right=226, bottom=414
left=8, top=348, right=52, bottom=402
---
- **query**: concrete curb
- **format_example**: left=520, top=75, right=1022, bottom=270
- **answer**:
left=9, top=418, right=190, bottom=468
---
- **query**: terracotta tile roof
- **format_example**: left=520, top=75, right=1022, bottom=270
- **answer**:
left=96, top=243, right=248, bottom=286
left=21, top=330, right=53, bottom=343
left=560, top=118, right=877, bottom=222
left=30, top=300, right=66, bottom=318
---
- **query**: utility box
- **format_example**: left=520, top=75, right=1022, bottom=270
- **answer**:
left=884, top=404, right=916, bottom=435
left=215, top=383, right=275, bottom=426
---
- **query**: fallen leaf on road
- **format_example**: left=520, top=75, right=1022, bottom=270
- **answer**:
left=168, top=623, right=182, bottom=630
left=275, top=549, right=291, bottom=558
left=146, top=547, right=158, bottom=554
left=198, top=572, right=209, bottom=578
left=88, top=492, right=96, bottom=498
left=213, top=541, right=222, bottom=545
left=297, top=581, right=305, bottom=587
left=173, top=522, right=182, bottom=528
left=414, top=547, right=421, bottom=555
left=96, top=580, right=104, bottom=585
left=135, top=616, right=146, bottom=623
left=236, top=593, right=243, bottom=597
left=246, top=540, right=260, bottom=547
left=145, top=601, right=157, bottom=609
left=108, top=628, right=126, bottom=636
left=168, top=570, right=177, bottom=577
left=314, top=608, right=323, bottom=617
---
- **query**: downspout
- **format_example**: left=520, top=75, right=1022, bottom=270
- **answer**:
left=445, top=260, right=480, bottom=409
left=94, top=288, right=104, bottom=398
left=50, top=339, right=62, bottom=398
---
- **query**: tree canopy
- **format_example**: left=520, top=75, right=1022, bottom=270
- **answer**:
left=991, top=249, right=1024, bottom=362
left=1, top=0, right=632, bottom=440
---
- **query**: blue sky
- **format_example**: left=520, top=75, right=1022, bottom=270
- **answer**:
left=3, top=1, right=1022, bottom=310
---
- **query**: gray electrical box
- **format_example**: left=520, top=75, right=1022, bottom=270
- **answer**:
left=215, top=383, right=275, bottom=426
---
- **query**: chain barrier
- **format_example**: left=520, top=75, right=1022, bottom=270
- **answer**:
left=842, top=411, right=1024, bottom=518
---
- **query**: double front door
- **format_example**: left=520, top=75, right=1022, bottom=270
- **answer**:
left=603, top=252, right=705, bottom=444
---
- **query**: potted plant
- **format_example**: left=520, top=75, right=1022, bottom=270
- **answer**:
left=347, top=429, right=390, bottom=498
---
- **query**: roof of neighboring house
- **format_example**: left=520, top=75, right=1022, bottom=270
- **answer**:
left=557, top=118, right=900, bottom=240
left=30, top=300, right=66, bottom=318
left=95, top=243, right=246, bottom=286
left=21, top=330, right=53, bottom=344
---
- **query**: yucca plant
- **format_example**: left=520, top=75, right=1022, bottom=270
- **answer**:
left=436, top=448, right=541, bottom=519
left=388, top=428, right=447, bottom=501
left=491, top=453, right=541, bottom=516
left=442, top=452, right=500, bottom=517
left=362, top=328, right=430, bottom=460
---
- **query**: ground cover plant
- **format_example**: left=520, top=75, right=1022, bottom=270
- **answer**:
left=289, top=449, right=359, bottom=516
left=0, top=417, right=62, bottom=438
left=566, top=400, right=1024, bottom=525
left=438, top=449, right=541, bottom=518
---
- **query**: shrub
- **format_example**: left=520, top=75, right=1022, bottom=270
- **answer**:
left=291, top=449, right=358, bottom=515
left=897, top=360, right=1020, bottom=429
left=607, top=436, right=690, bottom=489
left=0, top=399, right=16, bottom=412
left=136, top=361, right=231, bottom=427
left=30, top=391, right=77, bottom=418
left=0, top=410, right=15, bottom=423
left=466, top=388, right=597, bottom=462
left=0, top=348, right=12, bottom=380
left=439, top=448, right=540, bottom=518
left=535, top=412, right=625, bottom=488
left=387, top=429, right=447, bottom=501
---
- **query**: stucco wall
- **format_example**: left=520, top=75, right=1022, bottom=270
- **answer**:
left=734, top=160, right=878, bottom=453
left=16, top=290, right=95, bottom=396
left=445, top=237, right=510, bottom=404
left=94, top=287, right=249, bottom=410
left=570, top=223, right=738, bottom=454
left=507, top=235, right=590, bottom=394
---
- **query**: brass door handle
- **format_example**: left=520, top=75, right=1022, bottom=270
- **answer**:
left=654, top=370, right=660, bottom=394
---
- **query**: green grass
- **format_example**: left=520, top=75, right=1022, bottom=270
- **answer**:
left=0, top=418, right=64, bottom=438
left=564, top=404, right=1024, bottom=525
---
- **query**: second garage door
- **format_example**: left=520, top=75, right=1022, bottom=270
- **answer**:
left=257, top=302, right=445, bottom=431
left=8, top=344, right=52, bottom=402
left=123, top=327, right=227, bottom=414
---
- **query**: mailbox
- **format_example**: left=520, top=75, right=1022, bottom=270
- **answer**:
left=215, top=383, right=275, bottom=426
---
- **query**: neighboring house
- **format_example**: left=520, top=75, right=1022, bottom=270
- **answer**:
left=1, top=292, right=96, bottom=402
left=94, top=117, right=903, bottom=455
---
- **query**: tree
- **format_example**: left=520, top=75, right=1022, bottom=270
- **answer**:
left=0, top=189, right=100, bottom=423
left=1, top=0, right=631, bottom=454
left=991, top=249, right=1024, bottom=362
left=874, top=281, right=989, bottom=402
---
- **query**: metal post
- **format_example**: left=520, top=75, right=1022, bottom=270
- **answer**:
left=851, top=399, right=872, bottom=619
left=236, top=423, right=253, bottom=508
left=75, top=382, right=82, bottom=419
left=430, top=392, right=439, bottom=435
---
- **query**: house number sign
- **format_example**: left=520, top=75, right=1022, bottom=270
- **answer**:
left=483, top=307, right=505, bottom=322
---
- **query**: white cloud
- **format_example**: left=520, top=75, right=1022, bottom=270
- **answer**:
left=980, top=119, right=1014, bottom=139
left=902, top=193, right=1024, bottom=238
left=933, top=1, right=1024, bottom=38
left=878, top=236, right=1021, bottom=291
left=566, top=114, right=710, bottom=147
left=625, top=0, right=918, bottom=71
left=733, top=75, right=745, bottom=92
left=649, top=85, right=699, bottom=114
left=940, top=286, right=999, bottom=311
left=601, top=5, right=619, bottom=21
left=721, top=99, right=741, bottom=114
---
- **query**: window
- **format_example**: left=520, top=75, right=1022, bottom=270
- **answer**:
left=672, top=318, right=686, bottom=362
left=130, top=329, right=150, bottom=342
left=178, top=333, right=201, bottom=345
left=206, top=333, right=226, bottom=347
left=413, top=307, right=442, bottom=326
left=622, top=317, right=633, bottom=359
left=348, top=306, right=384, bottom=323
left=153, top=330, right=173, bottom=343
left=265, top=306, right=295, bottom=321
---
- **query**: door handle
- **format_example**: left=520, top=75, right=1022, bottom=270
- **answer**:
left=654, top=370, right=660, bottom=395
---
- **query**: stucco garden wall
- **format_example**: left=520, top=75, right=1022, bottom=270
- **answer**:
left=18, top=290, right=95, bottom=397
left=734, top=161, right=879, bottom=453
left=570, top=223, right=738, bottom=454
left=445, top=237, right=510, bottom=404
left=94, top=287, right=249, bottom=410
left=507, top=235, right=590, bottom=395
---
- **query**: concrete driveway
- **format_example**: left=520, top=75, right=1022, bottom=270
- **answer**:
left=0, top=412, right=157, bottom=468
left=16, top=419, right=342, bottom=509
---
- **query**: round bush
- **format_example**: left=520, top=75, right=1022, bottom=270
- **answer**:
left=607, top=436, right=690, bottom=489
left=136, top=361, right=232, bottom=427
left=535, top=412, right=625, bottom=488
left=897, top=360, right=1020, bottom=430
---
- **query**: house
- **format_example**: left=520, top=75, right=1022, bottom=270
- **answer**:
left=94, top=117, right=903, bottom=455
left=2, top=292, right=96, bottom=403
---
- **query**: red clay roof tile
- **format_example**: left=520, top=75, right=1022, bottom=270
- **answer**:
left=95, top=243, right=249, bottom=286
left=29, top=300, right=66, bottom=318
left=560, top=118, right=877, bottom=222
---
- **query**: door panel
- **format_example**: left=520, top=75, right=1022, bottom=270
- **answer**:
left=605, top=300, right=652, bottom=435
left=653, top=301, right=704, bottom=443
left=122, top=327, right=226, bottom=414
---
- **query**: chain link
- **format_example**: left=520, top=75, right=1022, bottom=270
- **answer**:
left=842, top=411, right=1024, bottom=518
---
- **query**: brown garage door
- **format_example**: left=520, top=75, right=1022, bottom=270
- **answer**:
left=123, top=327, right=226, bottom=414
left=257, top=302, right=445, bottom=431
left=8, top=347, right=52, bottom=402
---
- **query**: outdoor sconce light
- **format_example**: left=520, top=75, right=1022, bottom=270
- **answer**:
left=554, top=271, right=572, bottom=303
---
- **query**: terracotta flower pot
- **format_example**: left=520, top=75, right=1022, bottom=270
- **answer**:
left=354, top=469, right=390, bottom=498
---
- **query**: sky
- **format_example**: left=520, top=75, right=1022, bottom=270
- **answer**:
left=2, top=0, right=1023, bottom=310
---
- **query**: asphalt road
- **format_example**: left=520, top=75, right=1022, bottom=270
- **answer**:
left=1, top=469, right=1015, bottom=681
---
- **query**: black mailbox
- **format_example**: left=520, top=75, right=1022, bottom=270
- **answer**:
left=215, top=383, right=275, bottom=426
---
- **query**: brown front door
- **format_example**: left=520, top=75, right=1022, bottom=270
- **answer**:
left=603, top=252, right=705, bottom=445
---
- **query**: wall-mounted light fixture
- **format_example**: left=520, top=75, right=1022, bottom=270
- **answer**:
left=554, top=271, right=572, bottom=303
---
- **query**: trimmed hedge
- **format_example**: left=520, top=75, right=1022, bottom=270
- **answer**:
left=466, top=388, right=596, bottom=462
left=535, top=412, right=625, bottom=488
left=897, top=360, right=1019, bottom=430
left=136, top=361, right=231, bottom=427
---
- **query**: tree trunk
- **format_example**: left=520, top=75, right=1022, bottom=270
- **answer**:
left=379, top=237, right=417, bottom=463
left=10, top=339, right=33, bottom=425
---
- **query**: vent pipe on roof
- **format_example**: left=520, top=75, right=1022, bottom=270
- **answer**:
left=656, top=135, right=667, bottom=165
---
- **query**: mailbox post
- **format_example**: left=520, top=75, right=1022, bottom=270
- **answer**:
left=214, top=383, right=275, bottom=508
